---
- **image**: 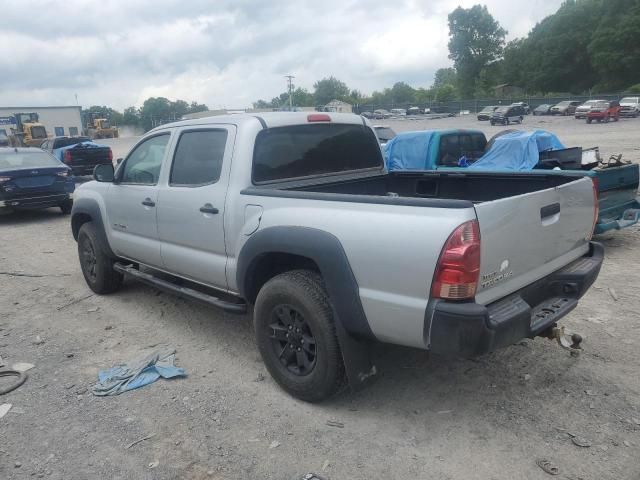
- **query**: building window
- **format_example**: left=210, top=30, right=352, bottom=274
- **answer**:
left=69, top=127, right=79, bottom=136
left=54, top=127, right=64, bottom=136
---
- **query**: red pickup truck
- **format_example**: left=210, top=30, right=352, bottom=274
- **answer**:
left=586, top=100, right=621, bottom=123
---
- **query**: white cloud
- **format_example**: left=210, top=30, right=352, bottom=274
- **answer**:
left=0, top=0, right=564, bottom=110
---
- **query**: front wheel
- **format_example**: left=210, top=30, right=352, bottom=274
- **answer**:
left=587, top=118, right=592, bottom=124
left=77, top=222, right=122, bottom=294
left=254, top=270, right=345, bottom=402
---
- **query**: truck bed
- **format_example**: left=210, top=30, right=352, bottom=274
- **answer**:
left=282, top=170, right=585, bottom=204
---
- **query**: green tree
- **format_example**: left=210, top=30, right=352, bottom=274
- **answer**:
left=188, top=101, right=208, bottom=114
left=433, top=68, right=457, bottom=88
left=313, top=76, right=350, bottom=105
left=122, top=106, right=140, bottom=126
left=389, top=82, right=416, bottom=105
left=447, top=5, right=506, bottom=98
left=588, top=1, right=640, bottom=90
left=434, top=84, right=457, bottom=102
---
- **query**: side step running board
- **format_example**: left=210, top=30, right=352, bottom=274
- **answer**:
left=113, top=263, right=247, bottom=314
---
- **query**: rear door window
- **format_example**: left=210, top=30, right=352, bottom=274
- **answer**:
left=252, top=123, right=382, bottom=183
left=170, top=129, right=228, bottom=186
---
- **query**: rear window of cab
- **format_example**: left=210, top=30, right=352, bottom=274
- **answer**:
left=252, top=123, right=383, bottom=183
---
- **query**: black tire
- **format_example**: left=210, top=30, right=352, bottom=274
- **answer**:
left=77, top=222, right=122, bottom=294
left=587, top=118, right=592, bottom=124
left=490, top=121, right=495, bottom=126
left=59, top=199, right=73, bottom=215
left=505, top=118, right=510, bottom=125
left=254, top=270, right=345, bottom=402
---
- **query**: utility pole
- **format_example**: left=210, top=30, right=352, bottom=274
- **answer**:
left=285, top=75, right=295, bottom=111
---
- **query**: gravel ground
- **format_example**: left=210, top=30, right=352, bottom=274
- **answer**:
left=1, top=116, right=640, bottom=480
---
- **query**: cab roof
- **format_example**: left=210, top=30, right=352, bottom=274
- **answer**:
left=149, top=112, right=367, bottom=133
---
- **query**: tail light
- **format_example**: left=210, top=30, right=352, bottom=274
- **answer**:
left=63, top=150, right=72, bottom=164
left=307, top=114, right=331, bottom=122
left=590, top=177, right=599, bottom=238
left=431, top=220, right=481, bottom=300
left=108, top=148, right=113, bottom=163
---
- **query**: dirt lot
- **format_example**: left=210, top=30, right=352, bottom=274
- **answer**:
left=1, top=115, right=640, bottom=480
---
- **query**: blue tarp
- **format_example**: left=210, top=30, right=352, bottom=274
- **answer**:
left=384, top=131, right=437, bottom=171
left=92, top=347, right=186, bottom=396
left=469, top=130, right=565, bottom=171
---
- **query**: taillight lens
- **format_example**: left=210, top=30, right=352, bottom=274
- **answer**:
left=431, top=220, right=481, bottom=300
left=590, top=177, right=599, bottom=238
left=63, top=150, right=72, bottom=164
left=307, top=114, right=331, bottom=122
left=108, top=148, right=113, bottom=163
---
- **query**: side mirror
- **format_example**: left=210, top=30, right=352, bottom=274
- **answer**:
left=116, top=158, right=123, bottom=165
left=94, top=164, right=115, bottom=182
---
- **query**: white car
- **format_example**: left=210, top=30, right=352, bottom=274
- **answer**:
left=574, top=100, right=605, bottom=119
left=620, top=97, right=640, bottom=118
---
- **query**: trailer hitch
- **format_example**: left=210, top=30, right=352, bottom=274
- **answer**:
left=540, top=326, right=583, bottom=356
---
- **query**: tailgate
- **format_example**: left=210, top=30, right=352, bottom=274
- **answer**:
left=474, top=177, right=595, bottom=305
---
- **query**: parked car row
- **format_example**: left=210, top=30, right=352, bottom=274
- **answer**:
left=528, top=97, right=640, bottom=120
left=0, top=136, right=114, bottom=215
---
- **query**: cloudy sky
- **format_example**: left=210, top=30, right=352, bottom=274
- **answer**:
left=1, top=0, right=564, bottom=110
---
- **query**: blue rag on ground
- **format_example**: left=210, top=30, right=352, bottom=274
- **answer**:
left=92, top=347, right=186, bottom=396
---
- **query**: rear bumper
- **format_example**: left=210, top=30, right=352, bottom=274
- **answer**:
left=0, top=193, right=72, bottom=210
left=70, top=163, right=109, bottom=176
left=427, top=242, right=603, bottom=357
left=595, top=199, right=640, bottom=234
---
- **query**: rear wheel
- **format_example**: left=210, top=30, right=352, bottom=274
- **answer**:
left=254, top=270, right=344, bottom=402
left=77, top=222, right=122, bottom=294
left=587, top=118, right=592, bottom=124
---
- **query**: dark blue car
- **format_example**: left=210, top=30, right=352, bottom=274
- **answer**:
left=0, top=147, right=75, bottom=214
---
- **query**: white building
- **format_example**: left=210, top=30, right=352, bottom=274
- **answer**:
left=0, top=106, right=83, bottom=138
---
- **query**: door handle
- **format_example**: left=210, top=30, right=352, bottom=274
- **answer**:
left=540, top=202, right=560, bottom=219
left=199, top=203, right=219, bottom=214
left=141, top=198, right=155, bottom=207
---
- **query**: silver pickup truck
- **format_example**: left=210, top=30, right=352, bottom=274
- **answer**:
left=71, top=112, right=603, bottom=402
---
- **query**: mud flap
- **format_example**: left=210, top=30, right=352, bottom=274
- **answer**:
left=334, top=315, right=377, bottom=392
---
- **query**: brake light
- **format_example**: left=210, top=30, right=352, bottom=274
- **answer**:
left=108, top=148, right=113, bottom=163
left=307, top=114, right=331, bottom=122
left=63, top=150, right=72, bottom=164
left=590, top=177, right=599, bottom=238
left=431, top=220, right=481, bottom=300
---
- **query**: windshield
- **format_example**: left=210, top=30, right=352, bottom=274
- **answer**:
left=30, top=126, right=47, bottom=138
left=0, top=150, right=62, bottom=170
left=620, top=97, right=639, bottom=104
left=556, top=101, right=571, bottom=106
left=494, top=106, right=510, bottom=113
left=374, top=127, right=396, bottom=142
left=592, top=102, right=608, bottom=109
left=54, top=137, right=91, bottom=149
left=253, top=123, right=382, bottom=183
left=480, top=106, right=495, bottom=113
left=536, top=104, right=549, bottom=109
